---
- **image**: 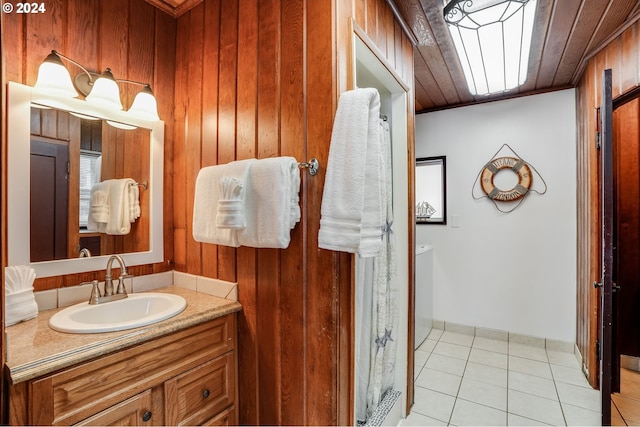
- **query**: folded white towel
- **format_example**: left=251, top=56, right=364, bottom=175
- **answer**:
left=193, top=165, right=241, bottom=247
left=5, top=266, right=38, bottom=326
left=88, top=181, right=111, bottom=232
left=105, top=178, right=138, bottom=235
left=238, top=157, right=301, bottom=248
left=216, top=159, right=255, bottom=229
left=318, top=88, right=384, bottom=257
left=129, top=183, right=140, bottom=221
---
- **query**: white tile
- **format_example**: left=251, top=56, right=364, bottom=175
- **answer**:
left=428, top=328, right=443, bottom=340
left=416, top=368, right=462, bottom=396
left=433, top=341, right=471, bottom=361
left=546, top=339, right=575, bottom=353
left=425, top=353, right=467, bottom=376
left=475, top=326, right=509, bottom=341
left=196, top=276, right=237, bottom=299
left=412, top=387, right=455, bottom=423
left=418, top=339, right=437, bottom=353
left=450, top=398, right=507, bottom=426
left=464, top=361, right=507, bottom=387
left=432, top=319, right=445, bottom=330
left=401, top=412, right=447, bottom=426
left=58, top=282, right=94, bottom=307
left=555, top=382, right=600, bottom=411
left=132, top=271, right=173, bottom=292
left=507, top=413, right=551, bottom=426
left=458, top=377, right=507, bottom=410
left=34, top=289, right=57, bottom=311
left=508, top=389, right=565, bottom=426
left=508, top=371, right=558, bottom=400
left=469, top=348, right=508, bottom=369
left=440, top=331, right=474, bottom=347
left=173, top=271, right=196, bottom=290
left=473, top=336, right=508, bottom=354
left=550, top=364, right=591, bottom=388
left=415, top=350, right=430, bottom=370
left=509, top=342, right=548, bottom=362
left=509, top=333, right=545, bottom=348
left=561, top=403, right=600, bottom=426
left=508, top=355, right=553, bottom=379
left=444, top=322, right=475, bottom=336
left=547, top=350, right=581, bottom=369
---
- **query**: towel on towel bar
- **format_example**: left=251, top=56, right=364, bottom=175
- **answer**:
left=216, top=159, right=255, bottom=229
left=318, top=88, right=384, bottom=257
left=238, top=157, right=301, bottom=249
left=87, top=178, right=140, bottom=235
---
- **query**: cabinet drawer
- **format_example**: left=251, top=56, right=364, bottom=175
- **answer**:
left=164, top=353, right=235, bottom=426
left=75, top=390, right=153, bottom=426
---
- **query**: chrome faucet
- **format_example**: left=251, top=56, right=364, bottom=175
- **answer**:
left=86, top=255, right=134, bottom=305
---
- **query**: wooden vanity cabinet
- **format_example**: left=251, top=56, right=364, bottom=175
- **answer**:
left=7, top=315, right=238, bottom=426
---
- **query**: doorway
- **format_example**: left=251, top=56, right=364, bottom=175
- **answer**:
left=609, top=88, right=640, bottom=425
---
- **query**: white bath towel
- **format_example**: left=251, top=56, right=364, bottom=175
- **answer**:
left=216, top=159, right=255, bottom=229
left=88, top=181, right=111, bottom=232
left=105, top=178, right=138, bottom=235
left=193, top=165, right=241, bottom=247
left=238, top=157, right=301, bottom=248
left=5, top=265, right=38, bottom=326
left=318, top=88, right=383, bottom=257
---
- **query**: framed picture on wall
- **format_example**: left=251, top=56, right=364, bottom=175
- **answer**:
left=416, top=156, right=446, bottom=224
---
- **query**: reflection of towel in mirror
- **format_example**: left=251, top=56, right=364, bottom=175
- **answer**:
left=5, top=265, right=38, bottom=326
left=87, top=178, right=140, bottom=235
left=88, top=181, right=111, bottom=232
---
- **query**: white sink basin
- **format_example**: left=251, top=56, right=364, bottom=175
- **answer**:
left=49, top=293, right=187, bottom=334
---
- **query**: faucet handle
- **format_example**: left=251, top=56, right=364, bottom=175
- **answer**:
left=88, top=280, right=101, bottom=304
left=116, top=274, right=134, bottom=295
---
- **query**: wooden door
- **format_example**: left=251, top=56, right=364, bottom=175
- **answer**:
left=30, top=137, right=69, bottom=262
left=600, top=68, right=615, bottom=426
left=613, top=97, right=640, bottom=359
left=75, top=390, right=153, bottom=426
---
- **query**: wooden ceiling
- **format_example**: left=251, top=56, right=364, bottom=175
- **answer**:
left=146, top=0, right=640, bottom=112
left=392, top=0, right=640, bottom=112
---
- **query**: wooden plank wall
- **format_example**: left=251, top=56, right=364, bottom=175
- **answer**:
left=173, top=0, right=414, bottom=424
left=576, top=19, right=640, bottom=388
left=1, top=0, right=176, bottom=290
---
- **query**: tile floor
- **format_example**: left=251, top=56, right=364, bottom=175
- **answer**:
left=402, top=328, right=600, bottom=426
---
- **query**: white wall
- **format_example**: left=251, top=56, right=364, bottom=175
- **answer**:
left=415, top=89, right=577, bottom=342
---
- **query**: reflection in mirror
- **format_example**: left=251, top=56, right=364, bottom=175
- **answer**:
left=8, top=82, right=164, bottom=278
left=416, top=156, right=446, bottom=224
left=29, top=108, right=151, bottom=262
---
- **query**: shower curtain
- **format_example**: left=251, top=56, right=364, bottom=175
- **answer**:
left=356, top=120, right=398, bottom=423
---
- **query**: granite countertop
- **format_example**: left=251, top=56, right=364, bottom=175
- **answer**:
left=4, top=286, right=242, bottom=384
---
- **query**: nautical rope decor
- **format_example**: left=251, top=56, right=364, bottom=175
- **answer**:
left=472, top=143, right=547, bottom=213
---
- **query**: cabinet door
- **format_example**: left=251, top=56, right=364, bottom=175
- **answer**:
left=75, top=390, right=154, bottom=426
left=164, top=353, right=235, bottom=426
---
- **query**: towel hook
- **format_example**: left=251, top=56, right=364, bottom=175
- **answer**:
left=298, top=158, right=319, bottom=176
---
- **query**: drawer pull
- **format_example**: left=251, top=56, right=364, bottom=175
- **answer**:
left=142, top=411, right=152, bottom=422
left=203, top=389, right=211, bottom=399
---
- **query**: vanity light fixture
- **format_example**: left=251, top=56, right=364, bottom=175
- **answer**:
left=444, top=0, right=537, bottom=96
left=33, top=50, right=160, bottom=127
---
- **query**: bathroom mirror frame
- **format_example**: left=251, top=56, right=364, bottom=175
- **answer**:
left=7, top=81, right=164, bottom=278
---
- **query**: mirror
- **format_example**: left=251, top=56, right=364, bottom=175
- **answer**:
left=30, top=109, right=151, bottom=262
left=416, top=156, right=446, bottom=224
left=8, top=82, right=164, bottom=278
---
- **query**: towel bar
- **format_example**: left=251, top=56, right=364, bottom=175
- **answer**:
left=298, top=158, right=319, bottom=176
left=131, top=180, right=148, bottom=190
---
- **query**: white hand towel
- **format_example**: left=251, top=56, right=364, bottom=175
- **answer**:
left=105, top=178, right=137, bottom=235
left=5, top=265, right=38, bottom=326
left=129, top=183, right=140, bottom=222
left=87, top=181, right=111, bottom=232
left=318, top=88, right=383, bottom=257
left=193, top=165, right=241, bottom=247
left=216, top=159, right=255, bottom=229
left=238, top=157, right=301, bottom=248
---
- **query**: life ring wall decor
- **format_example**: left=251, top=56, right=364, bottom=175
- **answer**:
left=480, top=157, right=532, bottom=201
left=472, top=144, right=547, bottom=213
